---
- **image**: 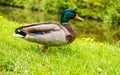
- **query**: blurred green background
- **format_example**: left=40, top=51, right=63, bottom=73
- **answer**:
left=0, top=0, right=120, bottom=43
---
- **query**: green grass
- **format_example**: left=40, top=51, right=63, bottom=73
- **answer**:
left=0, top=16, right=120, bottom=75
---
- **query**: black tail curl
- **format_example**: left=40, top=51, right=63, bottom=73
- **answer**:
left=15, top=27, right=26, bottom=36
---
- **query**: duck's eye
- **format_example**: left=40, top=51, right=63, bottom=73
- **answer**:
left=67, top=13, right=75, bottom=19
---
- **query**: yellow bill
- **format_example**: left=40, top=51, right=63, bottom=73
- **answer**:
left=75, top=15, right=84, bottom=21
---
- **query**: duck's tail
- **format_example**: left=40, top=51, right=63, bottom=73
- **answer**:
left=14, top=27, right=26, bottom=38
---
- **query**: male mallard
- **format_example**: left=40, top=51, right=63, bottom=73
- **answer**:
left=14, top=9, right=84, bottom=51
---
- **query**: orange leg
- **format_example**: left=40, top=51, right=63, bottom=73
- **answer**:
left=43, top=46, right=49, bottom=52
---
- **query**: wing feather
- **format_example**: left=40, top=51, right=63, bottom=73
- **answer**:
left=15, top=22, right=61, bottom=33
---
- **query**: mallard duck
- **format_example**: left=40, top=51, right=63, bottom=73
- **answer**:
left=14, top=9, right=84, bottom=51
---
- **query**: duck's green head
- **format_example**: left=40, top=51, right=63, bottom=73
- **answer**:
left=61, top=9, right=84, bottom=24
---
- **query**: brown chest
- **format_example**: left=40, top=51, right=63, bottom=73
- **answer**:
left=62, top=24, right=76, bottom=43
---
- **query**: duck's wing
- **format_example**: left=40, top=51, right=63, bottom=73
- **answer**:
left=15, top=22, right=62, bottom=34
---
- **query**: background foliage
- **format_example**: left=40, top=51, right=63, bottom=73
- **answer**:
left=0, top=0, right=120, bottom=24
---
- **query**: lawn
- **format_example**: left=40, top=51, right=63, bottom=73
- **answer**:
left=0, top=16, right=120, bottom=75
